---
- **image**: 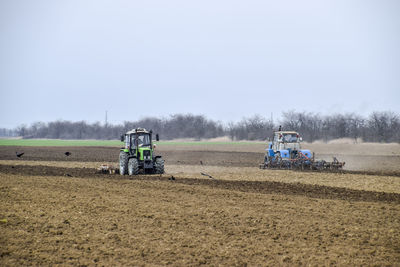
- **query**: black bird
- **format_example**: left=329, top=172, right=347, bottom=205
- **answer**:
left=16, top=152, right=24, bottom=158
left=168, top=176, right=176, bottom=181
left=200, top=172, right=214, bottom=179
left=200, top=160, right=203, bottom=165
left=64, top=152, right=71, bottom=156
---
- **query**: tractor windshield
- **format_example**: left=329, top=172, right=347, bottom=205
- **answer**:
left=283, top=134, right=298, bottom=143
left=131, top=134, right=151, bottom=148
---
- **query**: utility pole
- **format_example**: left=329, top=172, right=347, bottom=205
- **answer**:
left=105, top=110, right=108, bottom=127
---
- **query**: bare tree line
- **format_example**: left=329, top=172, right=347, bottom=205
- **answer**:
left=2, top=111, right=399, bottom=143
left=0, top=128, right=17, bottom=137
left=10, top=114, right=225, bottom=141
left=279, top=111, right=399, bottom=143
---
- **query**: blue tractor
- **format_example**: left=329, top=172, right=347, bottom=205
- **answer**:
left=262, top=130, right=344, bottom=170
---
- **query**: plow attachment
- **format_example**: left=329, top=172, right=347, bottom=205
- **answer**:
left=260, top=152, right=345, bottom=171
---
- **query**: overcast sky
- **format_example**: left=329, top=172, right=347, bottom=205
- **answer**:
left=1, top=0, right=399, bottom=128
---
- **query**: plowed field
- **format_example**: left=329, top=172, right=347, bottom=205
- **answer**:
left=1, top=144, right=400, bottom=266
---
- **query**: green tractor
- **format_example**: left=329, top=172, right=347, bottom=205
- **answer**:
left=119, top=128, right=164, bottom=175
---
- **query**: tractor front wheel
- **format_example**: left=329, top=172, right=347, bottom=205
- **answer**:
left=128, top=158, right=139, bottom=175
left=119, top=151, right=128, bottom=175
left=154, top=157, right=165, bottom=174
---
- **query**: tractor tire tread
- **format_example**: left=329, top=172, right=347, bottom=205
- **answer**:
left=154, top=157, right=164, bottom=174
left=119, top=151, right=129, bottom=175
left=128, top=158, right=140, bottom=175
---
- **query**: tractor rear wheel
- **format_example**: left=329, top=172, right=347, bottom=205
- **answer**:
left=128, top=158, right=139, bottom=175
left=154, top=157, right=164, bottom=174
left=119, top=151, right=128, bottom=175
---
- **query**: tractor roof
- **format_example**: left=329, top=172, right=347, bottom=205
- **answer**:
left=274, top=131, right=299, bottom=135
left=126, top=128, right=150, bottom=135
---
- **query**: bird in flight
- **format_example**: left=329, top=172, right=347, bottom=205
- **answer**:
left=16, top=152, right=24, bottom=158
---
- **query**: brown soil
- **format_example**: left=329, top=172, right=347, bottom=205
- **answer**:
left=0, top=146, right=120, bottom=162
left=1, top=164, right=399, bottom=204
left=0, top=146, right=260, bottom=167
left=2, top=145, right=400, bottom=172
left=1, top=145, right=400, bottom=266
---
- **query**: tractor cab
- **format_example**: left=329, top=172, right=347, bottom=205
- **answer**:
left=126, top=130, right=152, bottom=149
left=270, top=131, right=302, bottom=152
left=267, top=131, right=311, bottom=160
left=121, top=128, right=159, bottom=150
